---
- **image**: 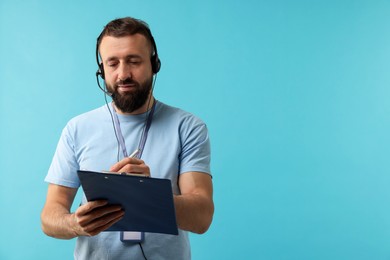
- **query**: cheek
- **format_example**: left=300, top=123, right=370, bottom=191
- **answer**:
left=134, top=66, right=153, bottom=81
left=104, top=70, right=117, bottom=84
left=104, top=77, right=116, bottom=90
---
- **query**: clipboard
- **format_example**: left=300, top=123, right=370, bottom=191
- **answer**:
left=77, top=170, right=178, bottom=235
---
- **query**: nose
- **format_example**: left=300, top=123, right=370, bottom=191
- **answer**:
left=118, top=63, right=132, bottom=81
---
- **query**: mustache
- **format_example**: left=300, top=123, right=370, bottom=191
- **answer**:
left=111, top=78, right=140, bottom=98
left=117, top=78, right=138, bottom=86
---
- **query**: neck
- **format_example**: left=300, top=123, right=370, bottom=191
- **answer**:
left=114, top=96, right=155, bottom=115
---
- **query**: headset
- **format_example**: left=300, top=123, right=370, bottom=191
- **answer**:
left=95, top=28, right=161, bottom=83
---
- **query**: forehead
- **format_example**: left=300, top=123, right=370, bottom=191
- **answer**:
left=99, top=34, right=151, bottom=60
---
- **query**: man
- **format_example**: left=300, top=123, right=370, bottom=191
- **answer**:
left=41, top=17, right=214, bottom=259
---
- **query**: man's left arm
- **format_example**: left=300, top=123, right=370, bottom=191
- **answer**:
left=174, top=171, right=214, bottom=234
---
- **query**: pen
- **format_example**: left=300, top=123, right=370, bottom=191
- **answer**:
left=128, top=149, right=140, bottom=158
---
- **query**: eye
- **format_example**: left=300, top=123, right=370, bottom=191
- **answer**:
left=128, top=58, right=142, bottom=65
left=107, top=61, right=118, bottom=67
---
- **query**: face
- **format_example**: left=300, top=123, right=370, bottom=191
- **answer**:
left=99, top=34, right=154, bottom=114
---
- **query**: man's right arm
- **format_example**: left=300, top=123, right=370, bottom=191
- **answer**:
left=41, top=184, right=124, bottom=239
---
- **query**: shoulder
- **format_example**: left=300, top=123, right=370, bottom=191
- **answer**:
left=155, top=101, right=209, bottom=143
left=66, top=105, right=109, bottom=128
left=69, top=105, right=108, bottom=123
left=61, top=105, right=110, bottom=138
left=156, top=101, right=206, bottom=127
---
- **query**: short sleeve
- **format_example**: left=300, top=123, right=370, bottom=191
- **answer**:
left=44, top=123, right=80, bottom=188
left=179, top=117, right=211, bottom=176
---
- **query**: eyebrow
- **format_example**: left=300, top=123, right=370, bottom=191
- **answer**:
left=105, top=54, right=142, bottom=63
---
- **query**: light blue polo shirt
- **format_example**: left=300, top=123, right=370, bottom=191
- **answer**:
left=45, top=100, right=211, bottom=260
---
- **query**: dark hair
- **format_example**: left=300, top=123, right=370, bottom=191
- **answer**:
left=97, top=17, right=156, bottom=55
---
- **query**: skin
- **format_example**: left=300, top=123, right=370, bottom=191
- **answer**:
left=41, top=34, right=214, bottom=238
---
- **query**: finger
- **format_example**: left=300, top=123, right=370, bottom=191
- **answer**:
left=109, top=157, right=144, bottom=172
left=116, top=164, right=150, bottom=176
left=84, top=213, right=125, bottom=236
left=76, top=204, right=123, bottom=227
left=76, top=200, right=108, bottom=215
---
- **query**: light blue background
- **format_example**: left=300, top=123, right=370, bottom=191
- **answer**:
left=1, top=0, right=390, bottom=259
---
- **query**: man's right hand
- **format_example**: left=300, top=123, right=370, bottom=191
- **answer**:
left=72, top=200, right=124, bottom=237
left=41, top=184, right=124, bottom=239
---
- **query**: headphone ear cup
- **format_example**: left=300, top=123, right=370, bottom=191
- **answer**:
left=98, top=63, right=105, bottom=79
left=151, top=55, right=161, bottom=74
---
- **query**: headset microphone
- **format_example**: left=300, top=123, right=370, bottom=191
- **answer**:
left=95, top=70, right=112, bottom=96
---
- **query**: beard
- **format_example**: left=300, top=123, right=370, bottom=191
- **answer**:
left=107, top=77, right=153, bottom=113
